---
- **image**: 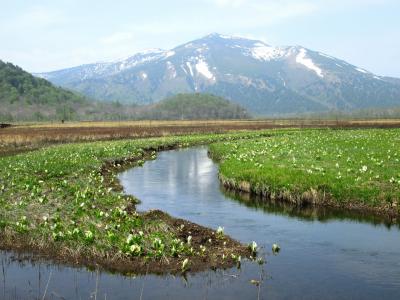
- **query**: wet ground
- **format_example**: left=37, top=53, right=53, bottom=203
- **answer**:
left=1, top=147, right=400, bottom=299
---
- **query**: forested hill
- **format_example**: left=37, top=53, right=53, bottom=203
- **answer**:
left=0, top=61, right=249, bottom=121
left=0, top=60, right=89, bottom=103
left=137, top=93, right=250, bottom=120
left=0, top=60, right=135, bottom=121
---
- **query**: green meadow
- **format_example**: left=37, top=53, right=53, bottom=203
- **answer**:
left=0, top=130, right=271, bottom=272
left=1, top=128, right=399, bottom=274
left=210, top=129, right=400, bottom=211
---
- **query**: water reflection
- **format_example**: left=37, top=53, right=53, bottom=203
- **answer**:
left=1, top=147, right=400, bottom=299
left=0, top=250, right=263, bottom=300
left=119, top=147, right=400, bottom=299
left=222, top=188, right=400, bottom=229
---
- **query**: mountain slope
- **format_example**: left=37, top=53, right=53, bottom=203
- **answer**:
left=37, top=33, right=400, bottom=115
left=0, top=60, right=136, bottom=121
left=0, top=60, right=87, bottom=106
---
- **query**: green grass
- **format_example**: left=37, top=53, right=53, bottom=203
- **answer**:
left=210, top=129, right=400, bottom=210
left=3, top=128, right=397, bottom=272
left=0, top=130, right=276, bottom=270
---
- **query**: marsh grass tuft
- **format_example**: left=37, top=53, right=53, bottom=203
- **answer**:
left=272, top=244, right=281, bottom=254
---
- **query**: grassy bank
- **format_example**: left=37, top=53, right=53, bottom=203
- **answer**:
left=0, top=131, right=278, bottom=274
left=210, top=129, right=400, bottom=217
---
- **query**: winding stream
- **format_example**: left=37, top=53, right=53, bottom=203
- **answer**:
left=1, top=147, right=400, bottom=299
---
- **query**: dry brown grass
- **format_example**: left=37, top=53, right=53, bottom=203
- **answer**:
left=1, top=119, right=400, bottom=156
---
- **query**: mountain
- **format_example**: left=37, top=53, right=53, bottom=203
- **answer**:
left=36, top=33, right=400, bottom=115
left=0, top=60, right=137, bottom=121
left=134, top=93, right=250, bottom=120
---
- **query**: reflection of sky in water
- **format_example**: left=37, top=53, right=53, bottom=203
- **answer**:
left=1, top=147, right=400, bottom=299
left=119, top=147, right=400, bottom=298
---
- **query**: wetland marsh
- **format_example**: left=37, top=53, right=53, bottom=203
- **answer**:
left=1, top=128, right=400, bottom=299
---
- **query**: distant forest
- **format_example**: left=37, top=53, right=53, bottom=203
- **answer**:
left=0, top=60, right=250, bottom=122
left=134, top=93, right=250, bottom=120
left=302, top=107, right=400, bottom=120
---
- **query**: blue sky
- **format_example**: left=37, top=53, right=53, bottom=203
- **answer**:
left=1, top=0, right=399, bottom=77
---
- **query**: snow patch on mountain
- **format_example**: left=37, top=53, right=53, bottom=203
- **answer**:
left=137, top=48, right=164, bottom=55
left=124, top=52, right=165, bottom=69
left=219, top=34, right=236, bottom=39
left=105, top=49, right=175, bottom=74
left=195, top=59, right=215, bottom=80
left=196, top=46, right=209, bottom=54
left=166, top=61, right=177, bottom=78
left=356, top=67, right=368, bottom=74
left=251, top=43, right=281, bottom=61
left=165, top=51, right=175, bottom=58
left=186, top=62, right=194, bottom=77
left=184, top=43, right=194, bottom=48
left=237, top=75, right=253, bottom=86
left=296, top=49, right=323, bottom=78
left=236, top=42, right=293, bottom=61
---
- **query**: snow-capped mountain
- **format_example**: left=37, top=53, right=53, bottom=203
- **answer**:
left=36, top=33, right=400, bottom=115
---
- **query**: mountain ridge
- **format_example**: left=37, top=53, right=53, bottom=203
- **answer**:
left=36, top=33, right=400, bottom=115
